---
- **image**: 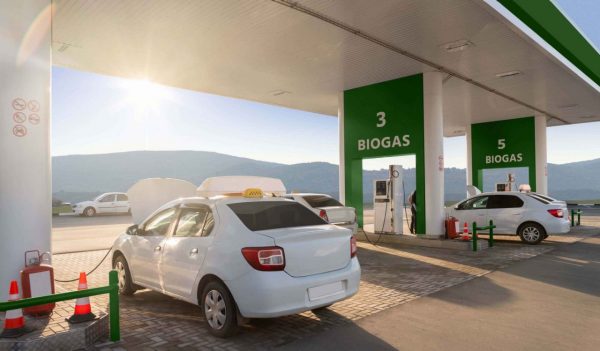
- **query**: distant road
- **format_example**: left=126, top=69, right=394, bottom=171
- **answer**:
left=52, top=215, right=132, bottom=254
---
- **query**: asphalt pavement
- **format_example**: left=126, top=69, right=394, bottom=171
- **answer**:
left=51, top=214, right=131, bottom=253
left=280, top=234, right=600, bottom=351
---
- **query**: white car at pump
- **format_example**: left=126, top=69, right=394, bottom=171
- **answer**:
left=446, top=191, right=570, bottom=244
left=72, top=192, right=130, bottom=216
left=284, top=193, right=358, bottom=234
left=111, top=177, right=360, bottom=337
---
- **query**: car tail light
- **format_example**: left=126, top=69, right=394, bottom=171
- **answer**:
left=547, top=209, right=563, bottom=218
left=319, top=209, right=329, bottom=222
left=350, top=236, right=357, bottom=258
left=241, top=247, right=285, bottom=271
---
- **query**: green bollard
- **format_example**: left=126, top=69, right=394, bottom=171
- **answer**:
left=472, top=222, right=478, bottom=252
left=571, top=209, right=575, bottom=227
left=488, top=220, right=494, bottom=248
left=577, top=210, right=581, bottom=226
left=108, top=270, right=120, bottom=342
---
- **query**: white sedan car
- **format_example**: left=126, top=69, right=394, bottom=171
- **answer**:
left=447, top=192, right=570, bottom=244
left=285, top=193, right=358, bottom=234
left=72, top=192, right=130, bottom=216
left=111, top=192, right=360, bottom=337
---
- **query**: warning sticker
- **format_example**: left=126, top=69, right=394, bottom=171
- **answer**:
left=28, top=114, right=40, bottom=125
left=12, top=98, right=27, bottom=111
left=28, top=100, right=40, bottom=112
left=13, top=112, right=27, bottom=123
left=13, top=125, right=27, bottom=137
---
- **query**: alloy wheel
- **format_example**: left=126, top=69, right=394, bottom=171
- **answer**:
left=204, top=290, right=227, bottom=330
left=522, top=226, right=540, bottom=242
left=115, top=261, right=126, bottom=291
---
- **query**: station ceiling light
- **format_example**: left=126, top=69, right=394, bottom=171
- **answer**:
left=495, top=70, right=522, bottom=78
left=441, top=39, right=474, bottom=53
left=558, top=103, right=578, bottom=109
left=270, top=90, right=291, bottom=97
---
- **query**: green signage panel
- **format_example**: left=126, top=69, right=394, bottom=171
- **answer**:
left=470, top=116, right=536, bottom=191
left=343, top=74, right=425, bottom=233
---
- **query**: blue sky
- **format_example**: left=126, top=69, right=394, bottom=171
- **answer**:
left=52, top=0, right=600, bottom=170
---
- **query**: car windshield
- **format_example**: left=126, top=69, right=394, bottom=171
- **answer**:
left=302, top=195, right=343, bottom=208
left=228, top=201, right=326, bottom=231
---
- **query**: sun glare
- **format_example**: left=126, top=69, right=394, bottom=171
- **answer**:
left=124, top=79, right=164, bottom=113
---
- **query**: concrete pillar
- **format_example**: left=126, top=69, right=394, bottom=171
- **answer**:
left=466, top=124, right=473, bottom=187
left=423, top=72, right=445, bottom=237
left=0, top=0, right=52, bottom=300
left=534, top=114, right=548, bottom=195
left=338, top=92, right=345, bottom=204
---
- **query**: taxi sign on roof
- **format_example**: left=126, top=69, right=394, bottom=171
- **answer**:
left=197, top=176, right=286, bottom=198
left=243, top=188, right=264, bottom=198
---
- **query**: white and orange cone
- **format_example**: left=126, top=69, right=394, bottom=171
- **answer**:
left=0, top=280, right=32, bottom=338
left=66, top=272, right=96, bottom=324
left=461, top=222, right=470, bottom=240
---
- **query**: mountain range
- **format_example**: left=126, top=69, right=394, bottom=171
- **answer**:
left=52, top=150, right=600, bottom=204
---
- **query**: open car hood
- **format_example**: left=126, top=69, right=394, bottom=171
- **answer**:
left=127, top=178, right=197, bottom=224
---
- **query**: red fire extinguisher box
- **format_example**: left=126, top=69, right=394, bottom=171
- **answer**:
left=446, top=217, right=459, bottom=239
left=20, top=250, right=55, bottom=316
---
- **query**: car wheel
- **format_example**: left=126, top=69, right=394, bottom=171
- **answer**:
left=113, top=255, right=136, bottom=296
left=201, top=280, right=238, bottom=338
left=518, top=223, right=545, bottom=245
left=84, top=207, right=96, bottom=217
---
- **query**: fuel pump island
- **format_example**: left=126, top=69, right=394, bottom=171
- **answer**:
left=373, top=165, right=405, bottom=235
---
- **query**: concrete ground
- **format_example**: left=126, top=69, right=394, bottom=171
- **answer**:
left=279, top=234, right=600, bottom=351
left=42, top=214, right=600, bottom=350
left=46, top=222, right=596, bottom=350
left=52, top=214, right=131, bottom=253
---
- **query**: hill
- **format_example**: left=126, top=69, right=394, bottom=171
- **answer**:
left=52, top=150, right=600, bottom=203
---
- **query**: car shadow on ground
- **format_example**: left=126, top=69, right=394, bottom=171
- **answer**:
left=115, top=287, right=394, bottom=349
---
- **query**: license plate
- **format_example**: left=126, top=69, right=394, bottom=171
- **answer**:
left=308, top=281, right=344, bottom=301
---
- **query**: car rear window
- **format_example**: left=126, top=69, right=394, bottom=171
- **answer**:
left=302, top=195, right=343, bottom=208
left=527, top=194, right=551, bottom=204
left=228, top=201, right=327, bottom=231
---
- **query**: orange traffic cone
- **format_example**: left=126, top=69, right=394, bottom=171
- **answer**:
left=0, top=280, right=32, bottom=338
left=66, top=272, right=96, bottom=324
left=460, top=222, right=470, bottom=240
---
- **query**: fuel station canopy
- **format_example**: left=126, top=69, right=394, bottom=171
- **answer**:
left=52, top=0, right=600, bottom=133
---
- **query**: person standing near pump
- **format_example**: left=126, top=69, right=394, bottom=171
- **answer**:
left=408, top=190, right=416, bottom=234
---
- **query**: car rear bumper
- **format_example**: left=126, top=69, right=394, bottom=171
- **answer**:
left=226, top=257, right=361, bottom=318
left=334, top=222, right=358, bottom=234
left=544, top=219, right=570, bottom=234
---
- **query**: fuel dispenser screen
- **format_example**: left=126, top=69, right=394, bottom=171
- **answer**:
left=375, top=181, right=387, bottom=196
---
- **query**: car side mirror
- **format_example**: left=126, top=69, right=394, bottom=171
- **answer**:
left=126, top=224, right=140, bottom=235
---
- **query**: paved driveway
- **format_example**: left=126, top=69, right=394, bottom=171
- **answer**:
left=48, top=228, right=597, bottom=350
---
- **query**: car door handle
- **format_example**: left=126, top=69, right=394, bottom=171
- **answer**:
left=190, top=248, right=198, bottom=255
left=154, top=246, right=162, bottom=252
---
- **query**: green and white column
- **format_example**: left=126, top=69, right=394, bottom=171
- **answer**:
left=0, top=0, right=52, bottom=300
left=534, top=114, right=548, bottom=195
left=423, top=72, right=445, bottom=237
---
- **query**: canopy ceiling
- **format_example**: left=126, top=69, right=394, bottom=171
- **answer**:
left=52, top=0, right=600, bottom=136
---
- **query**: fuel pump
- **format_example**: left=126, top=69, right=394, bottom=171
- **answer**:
left=373, top=165, right=404, bottom=234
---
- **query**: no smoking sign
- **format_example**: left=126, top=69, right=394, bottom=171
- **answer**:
left=9, top=97, right=43, bottom=137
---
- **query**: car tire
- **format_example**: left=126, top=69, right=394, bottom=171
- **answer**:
left=201, top=280, right=238, bottom=338
left=518, top=222, right=545, bottom=245
left=84, top=207, right=96, bottom=217
left=113, top=255, right=136, bottom=296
